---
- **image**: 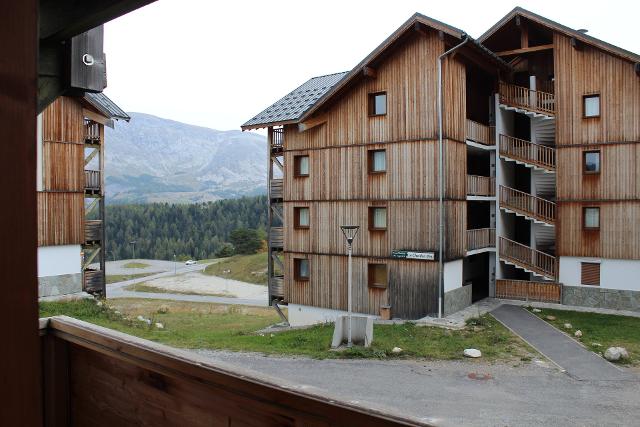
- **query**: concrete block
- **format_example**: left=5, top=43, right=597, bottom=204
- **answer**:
left=331, top=315, right=373, bottom=348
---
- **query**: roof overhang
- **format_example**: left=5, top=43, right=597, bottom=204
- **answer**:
left=479, top=7, right=640, bottom=64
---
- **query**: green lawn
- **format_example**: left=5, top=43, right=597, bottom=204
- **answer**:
left=39, top=298, right=533, bottom=361
left=529, top=307, right=640, bottom=366
left=123, top=262, right=151, bottom=269
left=203, top=253, right=268, bottom=285
left=122, top=282, right=234, bottom=298
left=106, top=272, right=156, bottom=284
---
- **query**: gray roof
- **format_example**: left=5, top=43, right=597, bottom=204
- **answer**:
left=241, top=72, right=348, bottom=130
left=83, top=92, right=131, bottom=122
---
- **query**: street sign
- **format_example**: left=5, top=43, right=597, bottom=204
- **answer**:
left=391, top=250, right=437, bottom=261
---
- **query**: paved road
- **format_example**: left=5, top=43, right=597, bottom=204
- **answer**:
left=106, top=261, right=267, bottom=307
left=492, top=304, right=631, bottom=381
left=193, top=350, right=639, bottom=427
left=99, top=259, right=195, bottom=276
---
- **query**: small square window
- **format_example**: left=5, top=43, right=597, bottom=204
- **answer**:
left=583, top=151, right=600, bottom=174
left=368, top=264, right=388, bottom=289
left=294, top=155, right=309, bottom=177
left=294, top=207, right=310, bottom=229
left=368, top=92, right=387, bottom=116
left=369, top=207, right=387, bottom=230
left=581, top=262, right=600, bottom=286
left=583, top=94, right=600, bottom=118
left=294, top=258, right=310, bottom=281
left=368, top=149, right=386, bottom=174
left=583, top=207, right=600, bottom=230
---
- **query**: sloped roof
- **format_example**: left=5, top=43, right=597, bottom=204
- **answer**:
left=241, top=72, right=348, bottom=130
left=479, top=7, right=640, bottom=63
left=83, top=92, right=130, bottom=122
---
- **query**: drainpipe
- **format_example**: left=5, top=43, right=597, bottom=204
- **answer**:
left=437, top=36, right=469, bottom=318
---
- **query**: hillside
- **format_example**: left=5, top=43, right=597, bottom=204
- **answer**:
left=105, top=113, right=267, bottom=204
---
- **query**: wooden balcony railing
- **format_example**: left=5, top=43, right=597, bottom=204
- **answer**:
left=270, top=275, right=284, bottom=298
left=270, top=178, right=283, bottom=199
left=467, top=228, right=495, bottom=251
left=271, top=127, right=284, bottom=149
left=499, top=134, right=555, bottom=171
left=467, top=175, right=495, bottom=197
left=84, top=120, right=100, bottom=142
left=84, top=220, right=102, bottom=242
left=466, top=119, right=495, bottom=146
left=499, top=82, right=555, bottom=115
left=83, top=269, right=105, bottom=292
left=496, top=279, right=561, bottom=303
left=499, top=185, right=555, bottom=224
left=270, top=226, right=283, bottom=247
left=499, top=236, right=557, bottom=279
left=84, top=170, right=101, bottom=191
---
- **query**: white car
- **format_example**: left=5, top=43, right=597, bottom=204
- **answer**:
left=185, top=260, right=197, bottom=265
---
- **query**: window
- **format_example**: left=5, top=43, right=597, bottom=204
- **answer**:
left=583, top=207, right=600, bottom=230
left=294, top=207, right=310, bottom=229
left=294, top=155, right=309, bottom=177
left=583, top=94, right=600, bottom=118
left=368, top=149, right=386, bottom=174
left=294, top=258, right=310, bottom=281
left=368, top=207, right=387, bottom=230
left=368, top=92, right=387, bottom=116
left=583, top=151, right=600, bottom=174
left=368, top=264, right=388, bottom=289
left=581, top=262, right=600, bottom=286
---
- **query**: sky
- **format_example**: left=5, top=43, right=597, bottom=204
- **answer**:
left=103, top=0, right=640, bottom=133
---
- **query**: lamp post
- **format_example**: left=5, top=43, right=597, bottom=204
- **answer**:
left=130, top=240, right=136, bottom=260
left=340, top=225, right=359, bottom=348
left=173, top=253, right=177, bottom=275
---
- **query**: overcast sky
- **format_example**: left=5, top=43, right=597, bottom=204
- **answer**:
left=103, top=0, right=639, bottom=133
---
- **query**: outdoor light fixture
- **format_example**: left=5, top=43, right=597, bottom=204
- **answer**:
left=340, top=225, right=359, bottom=347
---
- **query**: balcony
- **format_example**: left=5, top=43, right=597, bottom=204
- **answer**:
left=499, top=236, right=557, bottom=280
left=84, top=170, right=101, bottom=193
left=496, top=279, right=561, bottom=303
left=467, top=175, right=495, bottom=197
left=83, top=268, right=105, bottom=293
left=271, top=127, right=284, bottom=151
left=270, top=275, right=284, bottom=298
left=499, top=82, right=555, bottom=117
left=84, top=120, right=100, bottom=143
left=270, top=226, right=283, bottom=247
left=466, top=228, right=495, bottom=252
left=270, top=178, right=283, bottom=199
left=499, top=134, right=555, bottom=172
left=499, top=185, right=555, bottom=225
left=84, top=219, right=102, bottom=243
left=466, top=119, right=495, bottom=146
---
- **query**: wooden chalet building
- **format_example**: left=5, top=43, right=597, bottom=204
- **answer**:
left=243, top=8, right=640, bottom=324
left=37, top=92, right=129, bottom=298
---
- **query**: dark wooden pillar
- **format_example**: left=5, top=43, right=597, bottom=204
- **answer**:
left=0, top=0, right=42, bottom=425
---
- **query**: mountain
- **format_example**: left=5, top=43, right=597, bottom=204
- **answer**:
left=104, top=113, right=267, bottom=204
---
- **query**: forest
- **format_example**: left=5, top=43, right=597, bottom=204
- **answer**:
left=105, top=195, right=268, bottom=261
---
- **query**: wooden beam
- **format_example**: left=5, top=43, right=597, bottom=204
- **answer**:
left=495, top=44, right=553, bottom=57
left=520, top=21, right=529, bottom=49
left=298, top=112, right=328, bottom=132
left=83, top=108, right=109, bottom=125
left=570, top=37, right=582, bottom=51
left=413, top=22, right=427, bottom=36
left=438, top=30, right=445, bottom=41
left=636, top=63, right=640, bottom=77
left=362, top=66, right=377, bottom=79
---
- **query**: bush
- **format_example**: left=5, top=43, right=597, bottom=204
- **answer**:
left=229, top=228, right=262, bottom=255
left=215, top=243, right=235, bottom=258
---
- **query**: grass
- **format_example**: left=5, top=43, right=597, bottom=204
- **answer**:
left=106, top=272, right=156, bottom=284
left=122, top=282, right=235, bottom=298
left=39, top=298, right=533, bottom=361
left=203, top=253, right=268, bottom=285
left=123, top=262, right=151, bottom=269
left=529, top=307, right=640, bottom=366
left=197, top=259, right=218, bottom=264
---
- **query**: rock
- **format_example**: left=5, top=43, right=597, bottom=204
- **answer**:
left=591, top=342, right=602, bottom=347
left=145, top=319, right=152, bottom=326
left=155, top=322, right=164, bottom=329
left=96, top=301, right=103, bottom=307
left=574, top=330, right=583, bottom=338
left=270, top=334, right=275, bottom=338
left=136, top=315, right=145, bottom=322
left=391, top=347, right=403, bottom=354
left=545, top=315, right=556, bottom=321
left=604, top=346, right=629, bottom=361
left=563, top=323, right=573, bottom=329
left=157, top=304, right=170, bottom=314
left=114, top=310, right=121, bottom=316
left=463, top=348, right=482, bottom=358
left=532, top=308, right=542, bottom=313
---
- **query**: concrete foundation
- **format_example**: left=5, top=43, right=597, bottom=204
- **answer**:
left=562, top=285, right=640, bottom=312
left=288, top=303, right=378, bottom=327
left=38, top=273, right=82, bottom=298
left=331, top=315, right=374, bottom=348
left=444, top=284, right=472, bottom=315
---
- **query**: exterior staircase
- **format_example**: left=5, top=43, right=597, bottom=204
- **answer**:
left=499, top=185, right=555, bottom=226
left=498, top=82, right=555, bottom=119
left=499, top=236, right=557, bottom=280
left=499, top=134, right=555, bottom=172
